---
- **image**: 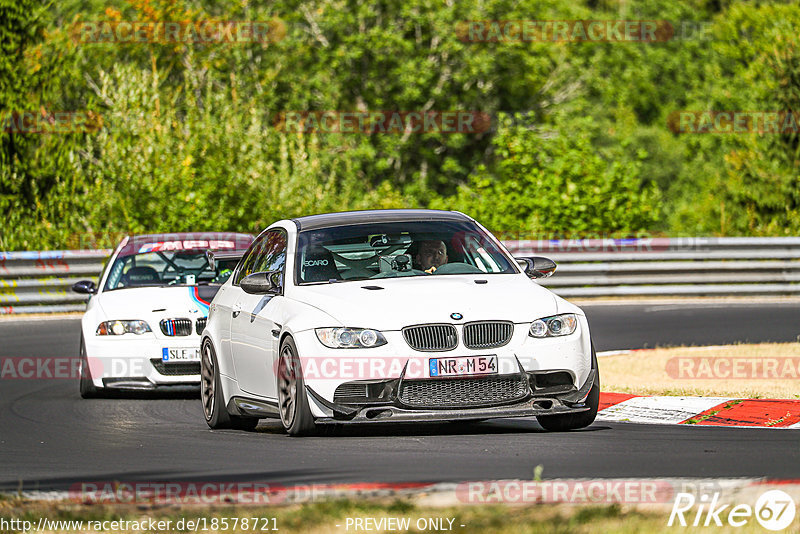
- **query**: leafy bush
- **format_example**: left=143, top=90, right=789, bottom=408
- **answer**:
left=440, top=114, right=660, bottom=237
left=2, top=0, right=800, bottom=250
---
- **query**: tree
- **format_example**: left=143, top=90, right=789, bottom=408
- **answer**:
left=441, top=114, right=660, bottom=237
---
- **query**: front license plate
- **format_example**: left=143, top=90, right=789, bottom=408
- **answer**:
left=162, top=347, right=200, bottom=362
left=429, top=355, right=498, bottom=377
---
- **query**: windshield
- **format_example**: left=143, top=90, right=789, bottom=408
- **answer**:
left=295, top=220, right=518, bottom=285
left=103, top=250, right=239, bottom=291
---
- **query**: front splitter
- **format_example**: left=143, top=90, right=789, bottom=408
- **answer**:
left=308, top=368, right=598, bottom=424
left=313, top=396, right=588, bottom=425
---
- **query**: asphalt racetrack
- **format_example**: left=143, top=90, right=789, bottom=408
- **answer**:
left=1, top=302, right=799, bottom=491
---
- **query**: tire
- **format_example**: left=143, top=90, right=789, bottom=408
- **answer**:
left=79, top=334, right=100, bottom=399
left=536, top=347, right=600, bottom=432
left=277, top=337, right=317, bottom=436
left=201, top=339, right=259, bottom=431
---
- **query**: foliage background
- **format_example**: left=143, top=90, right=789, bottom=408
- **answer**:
left=1, top=0, right=798, bottom=250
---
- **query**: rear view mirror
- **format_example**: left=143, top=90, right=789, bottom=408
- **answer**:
left=71, top=280, right=96, bottom=294
left=207, top=249, right=247, bottom=272
left=516, top=257, right=557, bottom=279
left=368, top=233, right=412, bottom=247
left=241, top=271, right=282, bottom=295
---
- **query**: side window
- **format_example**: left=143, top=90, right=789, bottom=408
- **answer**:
left=104, top=256, right=129, bottom=290
left=233, top=230, right=287, bottom=285
left=234, top=236, right=265, bottom=285
left=253, top=231, right=287, bottom=273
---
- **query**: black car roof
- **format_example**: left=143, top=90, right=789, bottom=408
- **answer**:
left=292, top=209, right=471, bottom=231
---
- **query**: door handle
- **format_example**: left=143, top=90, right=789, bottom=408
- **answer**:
left=232, top=303, right=242, bottom=318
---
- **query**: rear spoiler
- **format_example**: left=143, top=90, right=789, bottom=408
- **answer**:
left=206, top=249, right=248, bottom=271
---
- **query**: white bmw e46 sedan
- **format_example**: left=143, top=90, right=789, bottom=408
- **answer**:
left=200, top=210, right=599, bottom=435
left=73, top=232, right=254, bottom=397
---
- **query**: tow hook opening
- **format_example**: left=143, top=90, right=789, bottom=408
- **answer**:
left=533, top=399, right=553, bottom=410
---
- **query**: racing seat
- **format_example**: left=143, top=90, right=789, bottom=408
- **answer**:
left=302, top=246, right=341, bottom=282
left=121, top=266, right=160, bottom=286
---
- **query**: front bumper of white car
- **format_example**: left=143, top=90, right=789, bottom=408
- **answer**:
left=262, top=317, right=596, bottom=423
left=84, top=335, right=202, bottom=390
left=226, top=363, right=597, bottom=424
left=305, top=363, right=598, bottom=424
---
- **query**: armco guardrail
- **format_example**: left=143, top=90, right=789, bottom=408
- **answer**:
left=507, top=237, right=800, bottom=297
left=1, top=237, right=799, bottom=314
left=0, top=250, right=111, bottom=314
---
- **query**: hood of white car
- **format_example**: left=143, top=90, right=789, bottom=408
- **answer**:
left=291, top=274, right=561, bottom=331
left=94, top=286, right=212, bottom=325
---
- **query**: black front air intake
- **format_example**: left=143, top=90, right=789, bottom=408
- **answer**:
left=399, top=374, right=529, bottom=408
left=463, top=321, right=514, bottom=349
left=195, top=317, right=208, bottom=335
left=402, top=324, right=458, bottom=351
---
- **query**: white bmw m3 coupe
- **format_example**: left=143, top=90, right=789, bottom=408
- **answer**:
left=73, top=232, right=253, bottom=397
left=200, top=210, right=599, bottom=435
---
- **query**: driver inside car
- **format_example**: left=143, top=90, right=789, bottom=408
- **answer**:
left=412, top=240, right=449, bottom=273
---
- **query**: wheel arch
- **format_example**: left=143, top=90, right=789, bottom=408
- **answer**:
left=201, top=333, right=236, bottom=380
left=279, top=330, right=294, bottom=348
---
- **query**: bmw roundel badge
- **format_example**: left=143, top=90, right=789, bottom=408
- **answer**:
left=450, top=312, right=463, bottom=320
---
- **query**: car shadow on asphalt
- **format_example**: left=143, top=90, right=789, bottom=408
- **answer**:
left=251, top=419, right=611, bottom=438
left=86, top=389, right=199, bottom=400
left=0, top=467, right=337, bottom=493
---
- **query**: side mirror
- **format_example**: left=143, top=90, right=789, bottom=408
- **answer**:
left=241, top=271, right=282, bottom=295
left=516, top=257, right=557, bottom=279
left=71, top=280, right=96, bottom=294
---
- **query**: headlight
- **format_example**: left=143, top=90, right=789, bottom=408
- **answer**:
left=96, top=320, right=152, bottom=336
left=315, top=328, right=387, bottom=348
left=529, top=314, right=578, bottom=338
